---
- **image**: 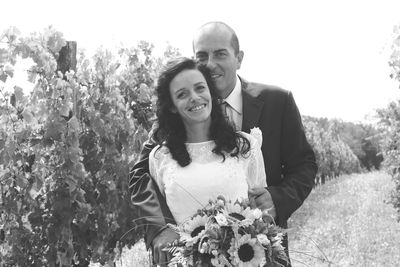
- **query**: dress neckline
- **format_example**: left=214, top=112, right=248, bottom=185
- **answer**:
left=185, top=140, right=214, bottom=146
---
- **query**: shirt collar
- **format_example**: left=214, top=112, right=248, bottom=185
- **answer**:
left=224, top=76, right=242, bottom=114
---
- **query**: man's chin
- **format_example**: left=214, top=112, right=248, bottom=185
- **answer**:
left=214, top=83, right=226, bottom=94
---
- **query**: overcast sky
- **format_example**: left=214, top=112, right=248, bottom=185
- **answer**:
left=1, top=0, right=400, bottom=122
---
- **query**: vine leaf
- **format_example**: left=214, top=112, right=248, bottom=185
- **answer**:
left=60, top=102, right=70, bottom=118
left=1, top=26, right=21, bottom=44
left=0, top=48, right=8, bottom=64
left=5, top=64, right=14, bottom=78
left=27, top=69, right=37, bottom=83
left=66, top=175, right=77, bottom=193
left=68, top=116, right=79, bottom=132
left=14, top=86, right=24, bottom=103
left=0, top=71, right=7, bottom=82
left=21, top=213, right=32, bottom=231
left=21, top=109, right=34, bottom=123
left=16, top=173, right=28, bottom=188
left=44, top=119, right=64, bottom=141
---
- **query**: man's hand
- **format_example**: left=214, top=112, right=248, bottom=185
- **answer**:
left=151, top=227, right=179, bottom=266
left=248, top=187, right=277, bottom=219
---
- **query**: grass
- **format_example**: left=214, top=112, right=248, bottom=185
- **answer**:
left=90, top=241, right=151, bottom=267
left=288, top=171, right=400, bottom=266
left=93, top=171, right=400, bottom=266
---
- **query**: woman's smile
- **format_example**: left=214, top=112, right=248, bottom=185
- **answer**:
left=188, top=103, right=207, bottom=112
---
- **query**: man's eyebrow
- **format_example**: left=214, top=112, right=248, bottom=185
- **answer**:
left=214, top=49, right=228, bottom=53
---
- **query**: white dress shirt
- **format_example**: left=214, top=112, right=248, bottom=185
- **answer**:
left=223, top=76, right=243, bottom=131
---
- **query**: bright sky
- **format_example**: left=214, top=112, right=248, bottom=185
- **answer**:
left=1, top=0, right=400, bottom=122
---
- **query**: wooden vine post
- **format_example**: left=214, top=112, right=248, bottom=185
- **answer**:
left=57, top=41, right=79, bottom=120
left=57, top=41, right=77, bottom=74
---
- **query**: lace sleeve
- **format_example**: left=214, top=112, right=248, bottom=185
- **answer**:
left=250, top=127, right=263, bottom=146
left=241, top=131, right=267, bottom=189
left=149, top=145, right=166, bottom=196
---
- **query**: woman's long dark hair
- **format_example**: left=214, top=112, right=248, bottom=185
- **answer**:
left=152, top=57, right=250, bottom=167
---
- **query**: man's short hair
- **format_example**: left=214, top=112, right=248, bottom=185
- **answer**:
left=195, top=21, right=240, bottom=55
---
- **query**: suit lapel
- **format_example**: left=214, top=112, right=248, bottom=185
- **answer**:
left=241, top=81, right=264, bottom=133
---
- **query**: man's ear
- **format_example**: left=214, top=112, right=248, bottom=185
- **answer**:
left=236, top=51, right=244, bottom=69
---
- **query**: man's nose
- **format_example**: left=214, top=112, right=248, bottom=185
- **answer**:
left=206, top=57, right=217, bottom=69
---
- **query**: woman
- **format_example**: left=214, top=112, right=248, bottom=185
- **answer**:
left=149, top=57, right=267, bottom=226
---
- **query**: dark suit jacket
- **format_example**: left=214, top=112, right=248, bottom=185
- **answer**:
left=129, top=77, right=317, bottom=249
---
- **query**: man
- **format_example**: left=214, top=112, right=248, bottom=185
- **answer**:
left=129, top=21, right=317, bottom=266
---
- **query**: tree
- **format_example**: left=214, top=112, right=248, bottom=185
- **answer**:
left=0, top=26, right=180, bottom=266
left=302, top=116, right=361, bottom=184
left=336, top=120, right=383, bottom=171
left=376, top=24, right=400, bottom=220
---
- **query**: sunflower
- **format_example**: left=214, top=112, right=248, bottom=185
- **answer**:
left=228, top=234, right=265, bottom=267
left=224, top=201, right=262, bottom=227
left=179, top=214, right=209, bottom=246
left=224, top=202, right=247, bottom=220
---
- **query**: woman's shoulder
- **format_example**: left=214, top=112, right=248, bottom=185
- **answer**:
left=150, top=144, right=171, bottom=162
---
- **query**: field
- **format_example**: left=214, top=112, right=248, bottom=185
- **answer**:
left=288, top=171, right=400, bottom=266
left=96, top=171, right=400, bottom=266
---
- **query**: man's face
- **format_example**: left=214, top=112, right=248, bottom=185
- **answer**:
left=193, top=27, right=243, bottom=99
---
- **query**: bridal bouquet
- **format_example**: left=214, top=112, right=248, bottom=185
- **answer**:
left=165, top=196, right=289, bottom=267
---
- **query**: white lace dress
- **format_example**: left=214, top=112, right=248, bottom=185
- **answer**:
left=149, top=131, right=267, bottom=225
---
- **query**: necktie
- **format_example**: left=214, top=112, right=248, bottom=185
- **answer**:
left=221, top=101, right=229, bottom=121
left=221, top=101, right=238, bottom=130
left=221, top=101, right=241, bottom=130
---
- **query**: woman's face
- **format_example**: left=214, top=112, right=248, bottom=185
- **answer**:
left=169, top=69, right=212, bottom=128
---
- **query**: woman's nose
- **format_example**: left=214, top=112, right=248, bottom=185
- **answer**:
left=189, top=92, right=201, bottom=102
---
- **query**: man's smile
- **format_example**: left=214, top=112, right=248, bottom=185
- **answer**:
left=211, top=73, right=222, bottom=80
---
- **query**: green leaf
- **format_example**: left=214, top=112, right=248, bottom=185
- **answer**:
left=27, top=70, right=37, bottom=83
left=68, top=116, right=79, bottom=132
left=16, top=173, right=28, bottom=188
left=14, top=86, right=24, bottom=103
left=394, top=36, right=400, bottom=47
left=137, top=83, right=151, bottom=102
left=56, top=77, right=67, bottom=89
left=0, top=48, right=7, bottom=64
left=21, top=109, right=34, bottom=123
left=66, top=175, right=77, bottom=193
left=76, top=200, right=91, bottom=223
left=22, top=213, right=32, bottom=231
left=7, top=140, right=16, bottom=157
left=0, top=71, right=7, bottom=82
left=29, top=176, right=43, bottom=199
left=44, top=119, right=65, bottom=141
left=1, top=26, right=20, bottom=45
left=45, top=28, right=66, bottom=54
left=59, top=102, right=70, bottom=118
left=5, top=64, right=14, bottom=78
left=0, top=166, right=8, bottom=179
